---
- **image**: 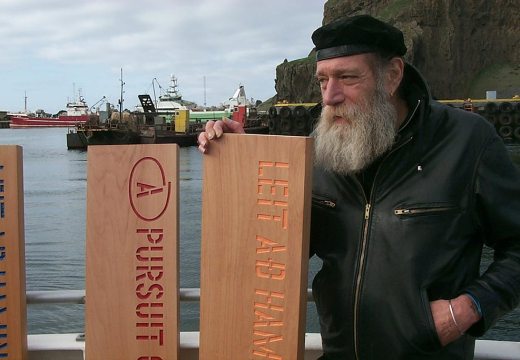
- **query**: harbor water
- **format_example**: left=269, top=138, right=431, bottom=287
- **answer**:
left=0, top=127, right=519, bottom=341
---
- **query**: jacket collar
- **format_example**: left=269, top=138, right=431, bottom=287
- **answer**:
left=394, top=63, right=433, bottom=167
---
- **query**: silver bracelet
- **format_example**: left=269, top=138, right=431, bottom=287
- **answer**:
left=448, top=300, right=464, bottom=335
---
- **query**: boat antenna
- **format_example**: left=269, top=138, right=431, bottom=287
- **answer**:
left=152, top=78, right=158, bottom=108
left=119, top=68, right=125, bottom=115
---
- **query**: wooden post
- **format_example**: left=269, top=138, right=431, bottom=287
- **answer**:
left=200, top=134, right=314, bottom=360
left=85, top=144, right=180, bottom=360
left=0, top=145, right=28, bottom=359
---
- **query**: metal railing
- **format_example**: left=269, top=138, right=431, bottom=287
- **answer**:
left=26, top=288, right=313, bottom=305
left=25, top=289, right=520, bottom=360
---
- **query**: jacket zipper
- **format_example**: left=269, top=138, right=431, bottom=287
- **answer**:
left=314, top=199, right=336, bottom=208
left=353, top=203, right=371, bottom=359
left=394, top=206, right=456, bottom=216
left=312, top=194, right=336, bottom=208
left=352, top=102, right=420, bottom=359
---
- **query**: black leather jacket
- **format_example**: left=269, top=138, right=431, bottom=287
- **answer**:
left=310, top=65, right=520, bottom=359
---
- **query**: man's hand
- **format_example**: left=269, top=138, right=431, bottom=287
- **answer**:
left=197, top=117, right=245, bottom=153
left=430, top=295, right=481, bottom=346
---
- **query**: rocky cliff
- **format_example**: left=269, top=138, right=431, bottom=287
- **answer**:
left=274, top=0, right=519, bottom=103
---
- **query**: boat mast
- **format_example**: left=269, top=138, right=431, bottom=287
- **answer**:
left=24, top=91, right=27, bottom=113
left=119, top=68, right=124, bottom=115
left=152, top=78, right=158, bottom=108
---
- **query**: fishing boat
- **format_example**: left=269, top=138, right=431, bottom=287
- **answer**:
left=137, top=97, right=268, bottom=147
left=135, top=77, right=268, bottom=146
left=9, top=94, right=99, bottom=128
left=138, top=74, right=252, bottom=121
left=66, top=70, right=145, bottom=149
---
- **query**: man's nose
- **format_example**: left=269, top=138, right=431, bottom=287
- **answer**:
left=321, top=78, right=345, bottom=106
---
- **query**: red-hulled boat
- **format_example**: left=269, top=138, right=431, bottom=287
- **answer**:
left=9, top=96, right=97, bottom=128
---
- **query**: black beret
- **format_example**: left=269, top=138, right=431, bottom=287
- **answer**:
left=312, top=15, right=407, bottom=61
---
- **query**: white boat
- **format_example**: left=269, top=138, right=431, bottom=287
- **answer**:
left=155, top=75, right=189, bottom=112
left=137, top=74, right=254, bottom=122
left=222, top=83, right=252, bottom=108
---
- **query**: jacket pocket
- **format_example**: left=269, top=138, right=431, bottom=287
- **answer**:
left=394, top=203, right=459, bottom=217
left=412, top=289, right=443, bottom=353
left=312, top=193, right=337, bottom=210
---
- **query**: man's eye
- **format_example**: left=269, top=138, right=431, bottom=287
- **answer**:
left=316, top=78, right=327, bottom=86
left=339, top=75, right=360, bottom=85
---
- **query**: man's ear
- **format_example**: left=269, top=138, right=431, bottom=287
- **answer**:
left=385, top=57, right=404, bottom=97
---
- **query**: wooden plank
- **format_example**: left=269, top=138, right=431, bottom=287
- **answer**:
left=200, top=134, right=314, bottom=360
left=0, top=145, right=28, bottom=359
left=85, top=144, right=180, bottom=360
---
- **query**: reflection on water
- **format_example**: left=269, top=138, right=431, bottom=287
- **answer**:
left=0, top=129, right=518, bottom=341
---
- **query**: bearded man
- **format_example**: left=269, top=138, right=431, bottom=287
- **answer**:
left=198, top=15, right=520, bottom=360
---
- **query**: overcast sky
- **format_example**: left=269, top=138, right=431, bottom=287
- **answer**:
left=0, top=0, right=325, bottom=114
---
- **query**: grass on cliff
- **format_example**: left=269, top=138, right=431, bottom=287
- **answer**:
left=469, top=63, right=520, bottom=99
left=378, top=0, right=413, bottom=20
left=281, top=52, right=314, bottom=67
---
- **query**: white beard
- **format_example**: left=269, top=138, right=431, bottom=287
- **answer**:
left=314, top=85, right=398, bottom=175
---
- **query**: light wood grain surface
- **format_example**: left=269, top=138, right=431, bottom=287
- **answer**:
left=85, top=144, right=179, bottom=360
left=0, top=145, right=28, bottom=359
left=200, top=134, right=314, bottom=360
